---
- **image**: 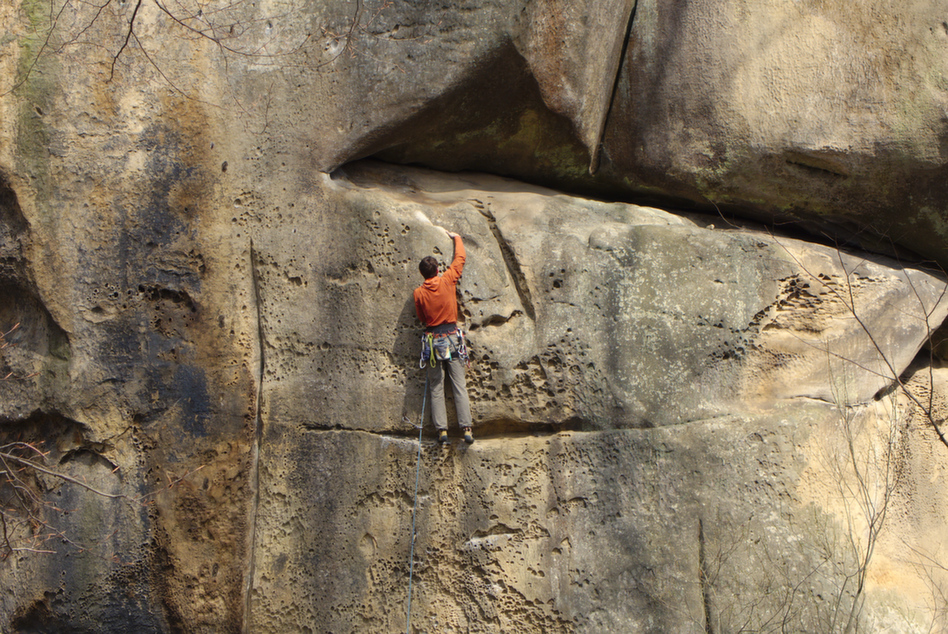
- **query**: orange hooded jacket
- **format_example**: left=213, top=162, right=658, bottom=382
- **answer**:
left=414, top=235, right=465, bottom=328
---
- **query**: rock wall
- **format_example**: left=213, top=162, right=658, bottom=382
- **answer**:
left=1, top=0, right=948, bottom=632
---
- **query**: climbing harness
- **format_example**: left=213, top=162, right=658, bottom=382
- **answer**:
left=405, top=375, right=428, bottom=634
left=419, top=331, right=450, bottom=368
left=418, top=327, right=470, bottom=369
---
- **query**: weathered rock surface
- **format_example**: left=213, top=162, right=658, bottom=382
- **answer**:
left=1, top=0, right=948, bottom=632
left=599, top=0, right=948, bottom=264
left=251, top=401, right=944, bottom=633
left=258, top=161, right=948, bottom=432
left=253, top=415, right=819, bottom=633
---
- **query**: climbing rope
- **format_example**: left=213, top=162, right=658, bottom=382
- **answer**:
left=406, top=374, right=428, bottom=634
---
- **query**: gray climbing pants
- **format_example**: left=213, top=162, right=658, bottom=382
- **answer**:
left=427, top=335, right=472, bottom=431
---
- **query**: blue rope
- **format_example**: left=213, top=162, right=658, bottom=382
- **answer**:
left=406, top=374, right=428, bottom=634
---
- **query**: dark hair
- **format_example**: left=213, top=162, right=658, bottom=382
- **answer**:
left=419, top=256, right=439, bottom=279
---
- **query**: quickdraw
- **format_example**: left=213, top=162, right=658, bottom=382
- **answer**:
left=455, top=328, right=470, bottom=368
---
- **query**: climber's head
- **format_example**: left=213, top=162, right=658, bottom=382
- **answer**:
left=419, top=256, right=439, bottom=279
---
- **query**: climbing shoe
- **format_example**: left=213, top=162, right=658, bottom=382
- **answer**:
left=463, top=428, right=474, bottom=445
left=438, top=430, right=449, bottom=445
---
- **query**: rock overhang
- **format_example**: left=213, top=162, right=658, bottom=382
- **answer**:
left=302, top=0, right=948, bottom=267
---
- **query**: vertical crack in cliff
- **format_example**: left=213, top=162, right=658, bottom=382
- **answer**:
left=590, top=0, right=637, bottom=175
left=698, top=518, right=715, bottom=634
left=243, top=239, right=265, bottom=634
left=474, top=201, right=536, bottom=321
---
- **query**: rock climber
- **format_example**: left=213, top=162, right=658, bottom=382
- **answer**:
left=414, top=228, right=474, bottom=445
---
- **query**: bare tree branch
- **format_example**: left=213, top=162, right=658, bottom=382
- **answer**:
left=1, top=452, right=129, bottom=501
left=772, top=235, right=948, bottom=450
left=108, top=0, right=142, bottom=81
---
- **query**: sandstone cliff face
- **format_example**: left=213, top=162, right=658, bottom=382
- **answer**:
left=2, top=0, right=948, bottom=632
